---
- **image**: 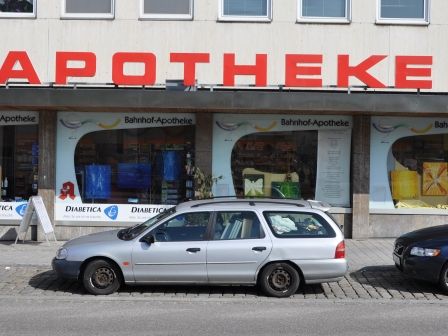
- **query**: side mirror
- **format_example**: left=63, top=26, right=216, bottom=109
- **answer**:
left=140, top=234, right=155, bottom=245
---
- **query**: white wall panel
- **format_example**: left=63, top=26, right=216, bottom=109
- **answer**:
left=0, top=0, right=446, bottom=90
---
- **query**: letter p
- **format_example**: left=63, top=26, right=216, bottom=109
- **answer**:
left=55, top=52, right=96, bottom=84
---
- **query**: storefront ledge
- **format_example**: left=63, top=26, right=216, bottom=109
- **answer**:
left=328, top=207, right=352, bottom=214
left=370, top=208, right=448, bottom=215
left=54, top=221, right=136, bottom=227
left=0, top=220, right=21, bottom=225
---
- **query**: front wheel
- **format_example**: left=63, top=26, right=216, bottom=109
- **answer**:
left=82, top=259, right=122, bottom=295
left=258, top=263, right=300, bottom=298
left=439, top=262, right=448, bottom=293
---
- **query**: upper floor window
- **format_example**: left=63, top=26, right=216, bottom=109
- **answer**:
left=140, top=0, right=193, bottom=20
left=0, top=0, right=35, bottom=18
left=377, top=0, right=429, bottom=25
left=298, top=0, right=350, bottom=23
left=219, top=0, right=272, bottom=22
left=61, top=0, right=114, bottom=19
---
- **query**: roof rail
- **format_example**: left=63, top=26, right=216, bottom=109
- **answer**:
left=190, top=199, right=307, bottom=208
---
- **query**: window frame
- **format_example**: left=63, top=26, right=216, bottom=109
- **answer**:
left=218, top=0, right=272, bottom=22
left=0, top=0, right=36, bottom=19
left=263, top=211, right=336, bottom=239
left=297, top=0, right=351, bottom=24
left=139, top=0, right=193, bottom=20
left=376, top=0, right=430, bottom=25
left=150, top=211, right=212, bottom=242
left=61, top=0, right=115, bottom=20
left=212, top=211, right=265, bottom=241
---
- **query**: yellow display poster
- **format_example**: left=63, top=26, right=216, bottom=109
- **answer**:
left=422, top=162, right=448, bottom=196
left=391, top=170, right=419, bottom=200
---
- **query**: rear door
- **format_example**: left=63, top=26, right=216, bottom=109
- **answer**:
left=206, top=210, right=272, bottom=284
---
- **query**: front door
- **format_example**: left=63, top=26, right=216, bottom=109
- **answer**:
left=132, top=211, right=211, bottom=283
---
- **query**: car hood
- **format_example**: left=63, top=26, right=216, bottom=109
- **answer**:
left=64, top=229, right=122, bottom=248
left=398, top=225, right=448, bottom=245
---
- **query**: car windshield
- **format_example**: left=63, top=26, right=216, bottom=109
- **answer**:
left=117, top=207, right=176, bottom=241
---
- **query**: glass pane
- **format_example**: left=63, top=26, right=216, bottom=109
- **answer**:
left=143, top=0, right=191, bottom=15
left=74, top=126, right=195, bottom=205
left=380, top=0, right=425, bottom=19
left=302, top=0, right=346, bottom=18
left=156, top=212, right=210, bottom=241
left=264, top=212, right=335, bottom=238
left=231, top=131, right=317, bottom=200
left=390, top=134, right=448, bottom=208
left=0, top=0, right=33, bottom=13
left=215, top=211, right=263, bottom=240
left=223, top=0, right=268, bottom=16
left=65, top=0, right=113, bottom=14
left=0, top=125, right=38, bottom=201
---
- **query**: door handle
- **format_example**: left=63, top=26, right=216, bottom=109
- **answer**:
left=186, top=248, right=201, bottom=253
left=252, top=246, right=267, bottom=252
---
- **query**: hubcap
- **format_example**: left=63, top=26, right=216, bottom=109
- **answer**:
left=268, top=268, right=291, bottom=291
left=91, top=267, right=115, bottom=289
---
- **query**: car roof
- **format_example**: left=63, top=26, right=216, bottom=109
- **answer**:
left=175, top=198, right=331, bottom=212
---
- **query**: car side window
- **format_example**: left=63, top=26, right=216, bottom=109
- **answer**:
left=153, top=212, right=210, bottom=242
left=213, top=211, right=264, bottom=240
left=263, top=211, right=336, bottom=238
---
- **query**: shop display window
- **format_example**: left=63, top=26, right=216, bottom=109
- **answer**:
left=0, top=0, right=35, bottom=17
left=0, top=125, right=39, bottom=201
left=231, top=131, right=317, bottom=200
left=390, top=134, right=448, bottom=209
left=74, top=125, right=194, bottom=205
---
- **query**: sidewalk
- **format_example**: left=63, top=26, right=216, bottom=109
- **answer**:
left=0, top=238, right=395, bottom=270
left=1, top=238, right=447, bottom=301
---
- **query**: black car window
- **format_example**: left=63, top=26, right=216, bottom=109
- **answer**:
left=153, top=212, right=211, bottom=242
left=263, top=211, right=335, bottom=238
left=213, top=211, right=265, bottom=240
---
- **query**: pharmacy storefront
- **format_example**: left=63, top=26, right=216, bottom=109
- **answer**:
left=371, top=116, right=448, bottom=209
left=212, top=114, right=352, bottom=208
left=0, top=111, right=39, bottom=223
left=55, top=111, right=195, bottom=225
left=370, top=116, right=448, bottom=236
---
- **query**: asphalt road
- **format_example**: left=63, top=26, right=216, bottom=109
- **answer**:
left=0, top=296, right=447, bottom=336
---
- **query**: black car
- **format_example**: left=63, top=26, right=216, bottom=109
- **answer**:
left=393, top=225, right=448, bottom=292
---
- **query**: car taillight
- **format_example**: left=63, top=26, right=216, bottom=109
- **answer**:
left=335, top=241, right=345, bottom=259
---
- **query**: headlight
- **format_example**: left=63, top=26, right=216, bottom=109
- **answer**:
left=55, top=248, right=68, bottom=260
left=410, top=247, right=441, bottom=257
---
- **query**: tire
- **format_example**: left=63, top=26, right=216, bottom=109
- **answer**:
left=258, top=262, right=300, bottom=298
left=439, top=262, right=448, bottom=293
left=82, top=259, right=122, bottom=295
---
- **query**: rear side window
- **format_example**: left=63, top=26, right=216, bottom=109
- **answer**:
left=263, top=211, right=335, bottom=238
left=213, top=211, right=265, bottom=240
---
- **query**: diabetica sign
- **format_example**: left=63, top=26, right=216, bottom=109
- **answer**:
left=55, top=111, right=194, bottom=222
left=212, top=114, right=352, bottom=207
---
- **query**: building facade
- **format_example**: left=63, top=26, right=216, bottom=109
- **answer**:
left=0, top=0, right=447, bottom=240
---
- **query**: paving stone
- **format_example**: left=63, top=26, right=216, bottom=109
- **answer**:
left=1, top=239, right=447, bottom=301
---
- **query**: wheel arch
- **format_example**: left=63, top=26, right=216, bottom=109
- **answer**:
left=257, top=260, right=304, bottom=286
left=79, top=256, right=124, bottom=283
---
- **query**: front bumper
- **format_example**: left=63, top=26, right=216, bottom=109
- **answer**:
left=52, top=258, right=83, bottom=281
left=394, top=252, right=444, bottom=284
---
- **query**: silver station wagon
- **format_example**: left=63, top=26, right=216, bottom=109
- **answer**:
left=53, top=199, right=347, bottom=298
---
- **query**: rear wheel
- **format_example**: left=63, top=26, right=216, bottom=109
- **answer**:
left=258, top=263, right=300, bottom=298
left=439, top=262, right=448, bottom=293
left=82, top=259, right=122, bottom=295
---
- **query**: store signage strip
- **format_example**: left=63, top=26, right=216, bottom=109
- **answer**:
left=0, top=51, right=432, bottom=89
